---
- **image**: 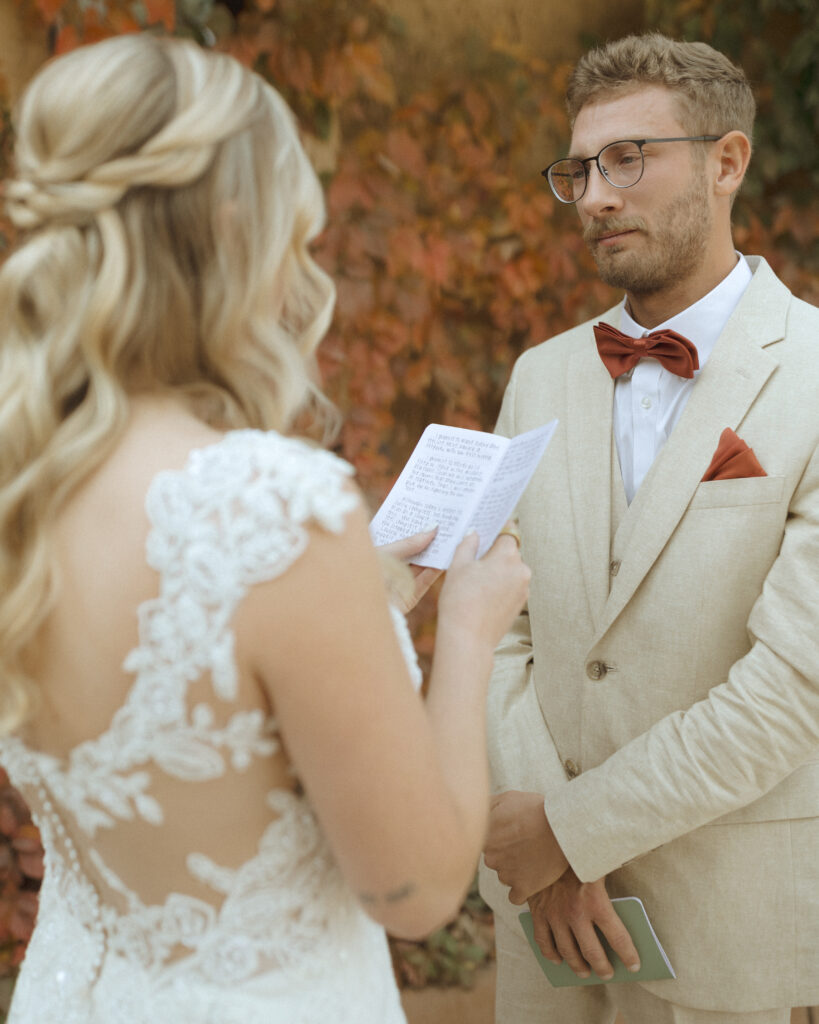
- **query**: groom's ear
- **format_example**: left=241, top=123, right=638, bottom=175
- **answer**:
left=712, top=130, right=751, bottom=198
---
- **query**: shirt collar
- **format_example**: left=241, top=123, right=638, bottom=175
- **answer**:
left=618, top=253, right=753, bottom=374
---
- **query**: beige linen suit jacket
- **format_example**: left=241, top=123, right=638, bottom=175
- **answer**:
left=479, top=256, right=819, bottom=1012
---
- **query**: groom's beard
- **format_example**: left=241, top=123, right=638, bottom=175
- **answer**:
left=583, top=171, right=713, bottom=297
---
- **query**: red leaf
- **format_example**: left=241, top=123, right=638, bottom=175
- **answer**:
left=423, top=236, right=452, bottom=287
left=386, top=226, right=425, bottom=277
left=385, top=128, right=427, bottom=180
left=334, top=278, right=375, bottom=318
left=394, top=286, right=431, bottom=325
left=327, top=168, right=374, bottom=216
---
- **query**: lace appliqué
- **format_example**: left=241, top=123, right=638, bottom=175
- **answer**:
left=1, top=431, right=410, bottom=1022
left=46, top=431, right=357, bottom=837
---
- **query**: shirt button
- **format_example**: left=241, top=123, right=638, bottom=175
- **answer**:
left=564, top=758, right=581, bottom=779
left=586, top=660, right=607, bottom=681
left=640, top=395, right=652, bottom=410
left=609, top=559, right=620, bottom=576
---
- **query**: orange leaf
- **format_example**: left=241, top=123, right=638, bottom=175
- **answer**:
left=107, top=8, right=142, bottom=34
left=33, top=0, right=63, bottom=21
left=143, top=0, right=176, bottom=29
left=280, top=45, right=314, bottom=92
left=403, top=360, right=432, bottom=398
left=54, top=24, right=79, bottom=54
left=344, top=42, right=396, bottom=106
left=359, top=65, right=396, bottom=107
left=464, top=87, right=491, bottom=133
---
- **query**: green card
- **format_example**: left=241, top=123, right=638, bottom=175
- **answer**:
left=519, top=896, right=676, bottom=987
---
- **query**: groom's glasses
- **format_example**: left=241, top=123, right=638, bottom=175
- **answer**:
left=542, top=136, right=723, bottom=204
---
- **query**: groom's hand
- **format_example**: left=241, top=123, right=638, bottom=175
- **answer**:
left=527, top=869, right=641, bottom=979
left=483, top=790, right=569, bottom=904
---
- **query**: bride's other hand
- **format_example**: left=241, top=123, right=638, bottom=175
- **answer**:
left=438, top=529, right=531, bottom=654
left=377, top=527, right=441, bottom=613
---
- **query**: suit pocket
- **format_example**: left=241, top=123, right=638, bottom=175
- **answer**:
left=689, top=474, right=784, bottom=510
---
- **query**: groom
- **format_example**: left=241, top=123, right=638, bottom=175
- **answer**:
left=480, top=32, right=819, bottom=1024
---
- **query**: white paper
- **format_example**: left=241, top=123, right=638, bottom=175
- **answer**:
left=369, top=420, right=557, bottom=568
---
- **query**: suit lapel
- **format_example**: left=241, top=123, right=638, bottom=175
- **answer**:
left=565, top=306, right=618, bottom=633
left=594, top=258, right=787, bottom=643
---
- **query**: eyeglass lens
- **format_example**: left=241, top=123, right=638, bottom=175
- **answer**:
left=548, top=141, right=644, bottom=203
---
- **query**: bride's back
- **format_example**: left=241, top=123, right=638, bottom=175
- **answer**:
left=2, top=400, right=402, bottom=1022
left=26, top=400, right=299, bottom=907
left=28, top=401, right=223, bottom=753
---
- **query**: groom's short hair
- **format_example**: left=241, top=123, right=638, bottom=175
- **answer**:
left=566, top=33, right=756, bottom=144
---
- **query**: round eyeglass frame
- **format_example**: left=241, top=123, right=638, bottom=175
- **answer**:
left=542, top=136, right=723, bottom=204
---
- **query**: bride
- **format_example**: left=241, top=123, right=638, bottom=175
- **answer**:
left=0, top=33, right=530, bottom=1023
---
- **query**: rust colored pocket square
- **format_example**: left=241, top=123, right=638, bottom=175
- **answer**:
left=701, top=427, right=767, bottom=482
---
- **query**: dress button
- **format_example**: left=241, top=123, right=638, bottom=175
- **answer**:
left=586, top=660, right=607, bottom=681
left=640, top=395, right=652, bottom=410
left=609, top=559, right=620, bottom=576
left=564, top=758, right=580, bottom=779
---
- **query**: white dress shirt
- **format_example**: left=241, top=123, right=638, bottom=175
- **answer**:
left=614, top=254, right=753, bottom=502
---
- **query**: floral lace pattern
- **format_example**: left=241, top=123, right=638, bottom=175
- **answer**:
left=0, top=431, right=410, bottom=1023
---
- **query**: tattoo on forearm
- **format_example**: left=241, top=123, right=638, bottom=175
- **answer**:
left=359, top=882, right=416, bottom=906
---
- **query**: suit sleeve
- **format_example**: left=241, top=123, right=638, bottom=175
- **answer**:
left=545, top=438, right=819, bottom=882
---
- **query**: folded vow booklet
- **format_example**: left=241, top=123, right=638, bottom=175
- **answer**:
left=369, top=421, right=557, bottom=569
left=519, top=896, right=675, bottom=987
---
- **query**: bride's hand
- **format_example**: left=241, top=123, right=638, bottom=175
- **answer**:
left=377, top=528, right=442, bottom=614
left=438, top=528, right=530, bottom=651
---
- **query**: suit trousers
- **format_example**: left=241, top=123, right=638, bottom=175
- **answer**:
left=494, top=915, right=790, bottom=1024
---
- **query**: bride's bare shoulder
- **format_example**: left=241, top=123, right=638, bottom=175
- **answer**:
left=32, top=399, right=229, bottom=749
left=65, top=396, right=224, bottom=522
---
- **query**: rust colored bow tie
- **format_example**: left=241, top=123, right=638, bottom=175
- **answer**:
left=593, top=322, right=699, bottom=379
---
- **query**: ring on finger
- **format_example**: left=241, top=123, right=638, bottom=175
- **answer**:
left=498, top=523, right=522, bottom=548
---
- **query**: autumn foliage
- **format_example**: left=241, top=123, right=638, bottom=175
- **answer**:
left=0, top=768, right=43, bottom=977
left=6, top=0, right=816, bottom=530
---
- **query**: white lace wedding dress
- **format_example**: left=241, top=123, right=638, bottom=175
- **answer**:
left=0, top=430, right=417, bottom=1023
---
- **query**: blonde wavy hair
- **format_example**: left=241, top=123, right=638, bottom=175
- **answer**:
left=0, top=34, right=337, bottom=733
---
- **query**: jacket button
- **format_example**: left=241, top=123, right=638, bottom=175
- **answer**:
left=609, top=559, right=621, bottom=576
left=586, top=660, right=607, bottom=680
left=564, top=758, right=580, bottom=779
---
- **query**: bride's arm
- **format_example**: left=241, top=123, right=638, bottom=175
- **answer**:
left=236, top=487, right=529, bottom=939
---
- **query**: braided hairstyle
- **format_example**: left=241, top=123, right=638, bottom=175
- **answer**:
left=0, top=34, right=336, bottom=733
